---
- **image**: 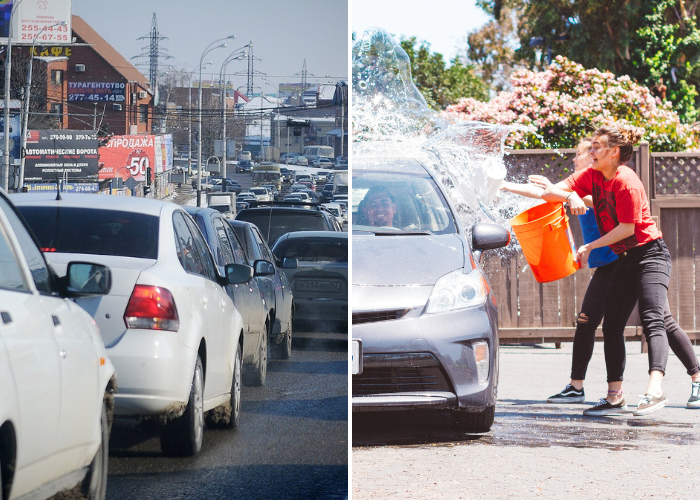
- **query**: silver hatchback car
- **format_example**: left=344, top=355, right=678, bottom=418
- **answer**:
left=351, top=157, right=510, bottom=432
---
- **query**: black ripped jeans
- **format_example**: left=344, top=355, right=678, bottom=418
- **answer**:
left=570, top=239, right=699, bottom=382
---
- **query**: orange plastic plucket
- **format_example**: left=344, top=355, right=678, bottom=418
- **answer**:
left=510, top=202, right=580, bottom=283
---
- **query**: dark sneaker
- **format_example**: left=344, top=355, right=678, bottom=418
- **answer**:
left=547, top=384, right=585, bottom=403
left=687, top=382, right=700, bottom=408
left=633, top=393, right=668, bottom=416
left=583, top=397, right=627, bottom=416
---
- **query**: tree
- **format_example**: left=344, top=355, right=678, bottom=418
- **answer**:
left=399, top=37, right=489, bottom=108
left=447, top=56, right=700, bottom=152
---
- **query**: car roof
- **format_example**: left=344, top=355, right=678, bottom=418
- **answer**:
left=353, top=156, right=429, bottom=175
left=9, top=192, right=174, bottom=216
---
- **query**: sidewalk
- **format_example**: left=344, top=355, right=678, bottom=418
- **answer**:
left=499, top=341, right=700, bottom=425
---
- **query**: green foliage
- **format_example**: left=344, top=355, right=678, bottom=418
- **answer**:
left=399, top=37, right=489, bottom=109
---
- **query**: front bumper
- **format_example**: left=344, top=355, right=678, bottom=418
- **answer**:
left=351, top=302, right=498, bottom=412
left=107, top=329, right=196, bottom=417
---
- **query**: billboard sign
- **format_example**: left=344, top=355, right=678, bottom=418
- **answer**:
left=1, top=0, right=72, bottom=44
left=0, top=110, right=21, bottom=164
left=23, top=130, right=99, bottom=182
left=98, top=135, right=155, bottom=182
left=68, top=82, right=127, bottom=102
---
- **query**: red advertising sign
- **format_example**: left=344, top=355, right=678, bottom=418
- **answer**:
left=98, top=135, right=156, bottom=182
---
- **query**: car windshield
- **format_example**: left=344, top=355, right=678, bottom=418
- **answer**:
left=237, top=211, right=329, bottom=244
left=18, top=206, right=159, bottom=258
left=352, top=168, right=456, bottom=235
left=274, top=237, right=347, bottom=263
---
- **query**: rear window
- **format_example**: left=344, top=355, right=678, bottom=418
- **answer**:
left=18, top=206, right=159, bottom=259
left=273, top=237, right=347, bottom=263
left=236, top=210, right=330, bottom=244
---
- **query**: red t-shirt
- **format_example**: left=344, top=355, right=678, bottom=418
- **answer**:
left=564, top=166, right=661, bottom=254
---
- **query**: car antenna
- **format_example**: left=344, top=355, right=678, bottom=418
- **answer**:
left=55, top=176, right=62, bottom=200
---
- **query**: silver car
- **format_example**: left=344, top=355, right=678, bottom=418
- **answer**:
left=351, top=157, right=510, bottom=432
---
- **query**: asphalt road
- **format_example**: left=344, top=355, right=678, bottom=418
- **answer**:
left=353, top=342, right=700, bottom=499
left=106, top=332, right=348, bottom=500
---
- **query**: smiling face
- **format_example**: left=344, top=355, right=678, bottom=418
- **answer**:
left=363, top=190, right=397, bottom=227
left=573, top=141, right=592, bottom=172
left=589, top=135, right=620, bottom=172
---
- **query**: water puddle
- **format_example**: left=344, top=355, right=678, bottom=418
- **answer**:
left=352, top=405, right=700, bottom=450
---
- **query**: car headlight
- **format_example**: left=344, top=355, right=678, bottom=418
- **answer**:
left=425, top=268, right=489, bottom=314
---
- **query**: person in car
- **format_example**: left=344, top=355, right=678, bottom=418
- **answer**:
left=359, top=185, right=397, bottom=227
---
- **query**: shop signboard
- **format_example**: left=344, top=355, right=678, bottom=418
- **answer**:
left=99, top=135, right=156, bottom=182
left=1, top=0, right=72, bottom=44
left=68, top=82, right=127, bottom=102
left=23, top=130, right=99, bottom=182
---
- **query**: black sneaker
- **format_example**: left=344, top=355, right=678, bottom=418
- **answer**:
left=583, top=397, right=627, bottom=416
left=547, top=384, right=585, bottom=403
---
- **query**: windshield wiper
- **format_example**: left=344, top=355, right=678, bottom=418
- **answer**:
left=371, top=230, right=433, bottom=236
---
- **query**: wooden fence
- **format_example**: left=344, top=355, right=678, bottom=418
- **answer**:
left=486, top=142, right=700, bottom=347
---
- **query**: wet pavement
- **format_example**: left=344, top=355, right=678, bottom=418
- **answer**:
left=353, top=342, right=700, bottom=499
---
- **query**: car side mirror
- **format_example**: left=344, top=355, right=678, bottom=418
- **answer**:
left=254, top=259, right=275, bottom=276
left=64, top=262, right=112, bottom=296
left=224, top=263, right=254, bottom=284
left=471, top=223, right=511, bottom=263
left=281, top=257, right=298, bottom=269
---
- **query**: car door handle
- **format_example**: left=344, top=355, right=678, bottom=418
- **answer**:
left=52, top=315, right=61, bottom=326
left=1, top=311, right=11, bottom=324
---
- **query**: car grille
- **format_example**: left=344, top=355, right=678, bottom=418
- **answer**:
left=352, top=353, right=452, bottom=396
left=352, top=309, right=409, bottom=324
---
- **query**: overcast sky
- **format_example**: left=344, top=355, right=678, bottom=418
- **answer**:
left=71, top=0, right=348, bottom=92
left=352, top=0, right=489, bottom=62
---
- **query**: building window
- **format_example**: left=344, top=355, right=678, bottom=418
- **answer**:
left=50, top=103, right=63, bottom=115
left=138, top=104, right=148, bottom=123
left=51, top=70, right=63, bottom=85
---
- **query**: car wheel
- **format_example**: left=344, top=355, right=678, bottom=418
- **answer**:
left=81, top=400, right=109, bottom=499
left=205, top=343, right=241, bottom=429
left=160, top=355, right=204, bottom=456
left=247, top=322, right=268, bottom=387
left=451, top=406, right=495, bottom=433
left=271, top=320, right=292, bottom=360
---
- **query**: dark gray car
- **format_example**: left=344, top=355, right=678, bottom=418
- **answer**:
left=229, top=220, right=295, bottom=359
left=351, top=157, right=510, bottom=432
left=185, top=206, right=273, bottom=386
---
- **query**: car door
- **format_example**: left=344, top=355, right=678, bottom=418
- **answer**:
left=0, top=199, right=62, bottom=484
left=3, top=204, right=100, bottom=458
left=180, top=213, right=230, bottom=397
left=252, top=226, right=293, bottom=332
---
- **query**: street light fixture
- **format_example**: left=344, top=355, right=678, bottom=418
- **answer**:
left=219, top=44, right=249, bottom=189
left=18, top=20, right=68, bottom=190
left=196, top=35, right=235, bottom=207
left=2, top=0, right=26, bottom=191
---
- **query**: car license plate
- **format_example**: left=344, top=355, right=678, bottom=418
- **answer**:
left=296, top=279, right=341, bottom=293
left=352, top=339, right=362, bottom=375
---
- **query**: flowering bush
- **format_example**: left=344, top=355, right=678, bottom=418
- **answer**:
left=446, top=56, right=700, bottom=151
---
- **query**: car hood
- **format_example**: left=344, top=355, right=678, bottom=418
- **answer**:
left=352, top=233, right=466, bottom=287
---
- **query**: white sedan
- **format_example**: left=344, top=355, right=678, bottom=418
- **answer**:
left=0, top=190, right=116, bottom=499
left=12, top=194, right=253, bottom=457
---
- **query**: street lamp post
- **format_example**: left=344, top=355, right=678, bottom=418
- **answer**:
left=219, top=44, right=248, bottom=190
left=2, top=0, right=25, bottom=191
left=262, top=78, right=279, bottom=161
left=18, top=21, right=67, bottom=190
left=196, top=35, right=236, bottom=207
left=185, top=62, right=211, bottom=178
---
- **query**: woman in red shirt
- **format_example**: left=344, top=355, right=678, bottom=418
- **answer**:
left=542, top=125, right=672, bottom=417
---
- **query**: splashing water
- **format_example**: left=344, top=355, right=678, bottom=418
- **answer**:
left=353, top=28, right=539, bottom=235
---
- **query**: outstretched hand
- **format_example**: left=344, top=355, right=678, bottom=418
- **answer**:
left=528, top=175, right=552, bottom=190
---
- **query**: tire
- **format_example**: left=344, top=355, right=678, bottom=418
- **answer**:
left=205, top=344, right=241, bottom=429
left=451, top=406, right=495, bottom=433
left=271, top=321, right=292, bottom=360
left=81, top=401, right=109, bottom=499
left=247, top=323, right=268, bottom=387
left=160, top=355, right=204, bottom=456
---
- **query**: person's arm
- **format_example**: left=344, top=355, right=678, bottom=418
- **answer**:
left=500, top=181, right=543, bottom=199
left=541, top=182, right=587, bottom=215
left=577, top=223, right=635, bottom=267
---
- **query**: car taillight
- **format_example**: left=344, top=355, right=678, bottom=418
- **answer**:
left=124, top=285, right=179, bottom=331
